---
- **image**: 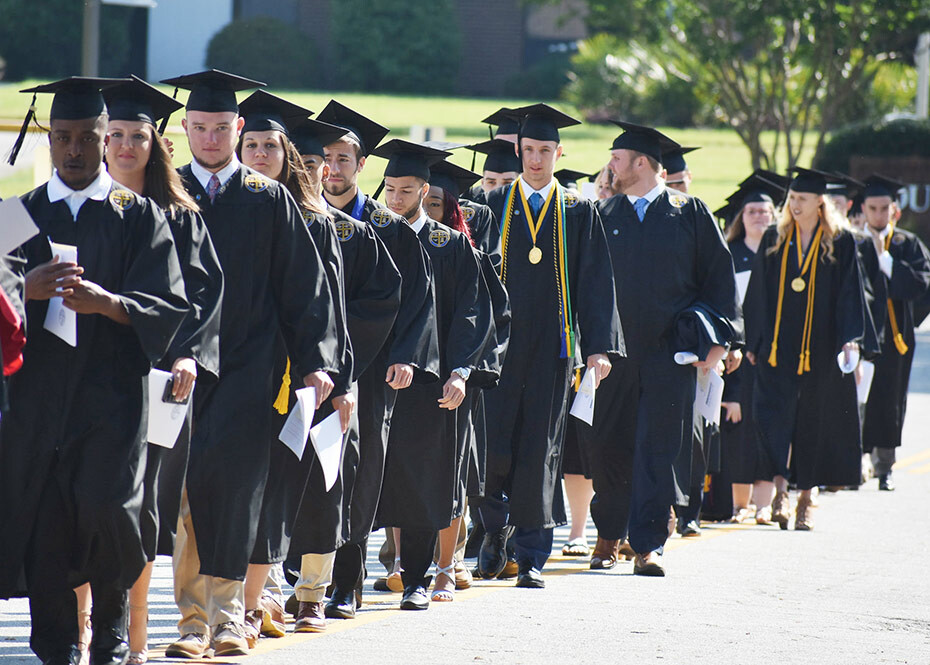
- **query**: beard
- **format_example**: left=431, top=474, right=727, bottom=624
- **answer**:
left=194, top=151, right=233, bottom=172
left=323, top=178, right=355, bottom=197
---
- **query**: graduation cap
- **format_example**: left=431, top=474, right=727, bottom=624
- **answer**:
left=9, top=76, right=124, bottom=165
left=372, top=139, right=451, bottom=182
left=662, top=146, right=700, bottom=174
left=554, top=168, right=592, bottom=189
left=505, top=103, right=580, bottom=143
left=160, top=69, right=264, bottom=113
left=289, top=117, right=350, bottom=158
left=429, top=159, right=481, bottom=198
left=482, top=107, right=520, bottom=139
left=609, top=120, right=680, bottom=164
left=726, top=174, right=786, bottom=208
left=713, top=201, right=738, bottom=225
left=103, top=75, right=183, bottom=128
left=237, top=90, right=314, bottom=136
left=825, top=172, right=864, bottom=199
left=861, top=174, right=905, bottom=200
left=466, top=138, right=521, bottom=174
left=315, top=100, right=389, bottom=157
left=787, top=167, right=843, bottom=195
left=421, top=140, right=467, bottom=152
left=738, top=169, right=791, bottom=190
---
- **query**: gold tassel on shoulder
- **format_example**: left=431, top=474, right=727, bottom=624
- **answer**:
left=883, top=225, right=909, bottom=356
left=273, top=357, right=292, bottom=414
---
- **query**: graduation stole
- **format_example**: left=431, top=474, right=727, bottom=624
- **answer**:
left=768, top=220, right=824, bottom=375
left=883, top=224, right=909, bottom=355
left=499, top=177, right=575, bottom=359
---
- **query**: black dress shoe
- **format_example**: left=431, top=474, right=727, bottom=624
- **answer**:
left=324, top=587, right=356, bottom=619
left=399, top=585, right=430, bottom=610
left=514, top=564, right=545, bottom=589
left=89, top=584, right=130, bottom=665
left=284, top=593, right=299, bottom=617
left=464, top=519, right=485, bottom=559
left=41, top=646, right=82, bottom=665
left=677, top=519, right=701, bottom=537
left=477, top=525, right=513, bottom=578
left=878, top=473, right=895, bottom=491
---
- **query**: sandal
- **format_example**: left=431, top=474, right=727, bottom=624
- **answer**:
left=128, top=602, right=148, bottom=665
left=561, top=538, right=590, bottom=557
left=430, top=564, right=455, bottom=602
left=77, top=610, right=92, bottom=665
left=386, top=556, right=404, bottom=593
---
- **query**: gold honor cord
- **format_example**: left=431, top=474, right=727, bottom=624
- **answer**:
left=884, top=224, right=909, bottom=355
left=517, top=181, right=558, bottom=264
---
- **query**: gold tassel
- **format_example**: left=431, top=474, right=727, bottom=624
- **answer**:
left=893, top=331, right=909, bottom=355
left=884, top=225, right=909, bottom=356
left=572, top=367, right=582, bottom=392
left=273, top=358, right=292, bottom=414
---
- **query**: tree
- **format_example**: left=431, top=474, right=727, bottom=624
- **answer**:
left=533, top=0, right=930, bottom=170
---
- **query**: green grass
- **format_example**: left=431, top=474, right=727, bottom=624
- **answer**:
left=0, top=81, right=815, bottom=208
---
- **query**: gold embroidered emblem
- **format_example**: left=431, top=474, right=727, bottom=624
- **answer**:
left=462, top=206, right=475, bottom=222
left=244, top=173, right=269, bottom=192
left=370, top=209, right=393, bottom=228
left=429, top=228, right=450, bottom=248
left=109, top=189, right=135, bottom=211
left=335, top=220, right=355, bottom=242
left=669, top=194, right=688, bottom=208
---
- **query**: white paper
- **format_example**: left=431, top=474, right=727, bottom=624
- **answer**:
left=857, top=360, right=875, bottom=405
left=735, top=271, right=751, bottom=306
left=278, top=386, right=317, bottom=460
left=674, top=351, right=699, bottom=365
left=43, top=241, right=78, bottom=346
left=146, top=368, right=191, bottom=448
left=836, top=348, right=860, bottom=374
left=0, top=197, right=39, bottom=255
left=695, top=368, right=725, bottom=426
left=309, top=411, right=346, bottom=491
left=569, top=368, right=597, bottom=425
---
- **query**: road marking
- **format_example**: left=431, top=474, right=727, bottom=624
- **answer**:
left=893, top=448, right=930, bottom=470
left=906, top=461, right=930, bottom=475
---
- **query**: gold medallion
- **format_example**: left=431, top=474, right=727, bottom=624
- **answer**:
left=529, top=246, right=543, bottom=264
left=791, top=277, right=806, bottom=292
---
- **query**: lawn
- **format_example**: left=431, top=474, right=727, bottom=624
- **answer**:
left=0, top=81, right=815, bottom=208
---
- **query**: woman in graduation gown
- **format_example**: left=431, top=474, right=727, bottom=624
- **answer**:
left=744, top=168, right=867, bottom=531
left=101, top=76, right=224, bottom=665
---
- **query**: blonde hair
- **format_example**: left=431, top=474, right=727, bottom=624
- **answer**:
left=767, top=194, right=846, bottom=262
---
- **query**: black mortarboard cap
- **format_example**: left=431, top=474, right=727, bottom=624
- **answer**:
left=482, top=108, right=520, bottom=138
left=160, top=69, right=264, bottom=113
left=714, top=201, right=738, bottom=225
left=289, top=117, right=350, bottom=158
left=315, top=100, right=389, bottom=157
left=662, top=146, right=700, bottom=174
left=738, top=169, right=791, bottom=190
left=421, top=140, right=467, bottom=152
left=429, top=159, right=481, bottom=197
left=787, top=167, right=841, bottom=195
left=372, top=139, right=451, bottom=182
left=861, top=174, right=905, bottom=200
left=726, top=174, right=786, bottom=208
left=609, top=120, right=680, bottom=164
left=554, top=168, right=592, bottom=189
left=467, top=138, right=521, bottom=174
left=103, top=75, right=183, bottom=127
left=825, top=172, right=864, bottom=198
left=237, top=90, right=313, bottom=136
left=506, top=103, right=580, bottom=143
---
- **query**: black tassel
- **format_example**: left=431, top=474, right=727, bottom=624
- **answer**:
left=470, top=151, right=476, bottom=172
left=373, top=179, right=385, bottom=201
left=157, top=87, right=179, bottom=136
left=488, top=125, right=493, bottom=140
left=7, top=94, right=36, bottom=166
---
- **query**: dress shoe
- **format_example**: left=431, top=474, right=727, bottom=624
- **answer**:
left=259, top=594, right=286, bottom=638
left=677, top=519, right=701, bottom=537
left=212, top=622, right=250, bottom=657
left=515, top=564, right=545, bottom=589
left=589, top=537, right=620, bottom=570
left=324, top=587, right=356, bottom=619
left=772, top=490, right=791, bottom=530
left=284, top=593, right=299, bottom=617
left=243, top=609, right=262, bottom=648
left=294, top=601, right=327, bottom=633
left=497, top=558, right=519, bottom=579
left=794, top=494, right=815, bottom=531
left=477, top=525, right=513, bottom=578
left=89, top=585, right=130, bottom=665
left=165, top=633, right=209, bottom=659
left=40, top=645, right=83, bottom=665
left=618, top=541, right=636, bottom=561
left=633, top=551, right=665, bottom=577
left=878, top=473, right=895, bottom=491
left=400, top=585, right=430, bottom=610
left=464, top=519, right=485, bottom=559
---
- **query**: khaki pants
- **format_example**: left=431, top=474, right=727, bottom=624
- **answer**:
left=294, top=552, right=336, bottom=603
left=173, top=488, right=244, bottom=635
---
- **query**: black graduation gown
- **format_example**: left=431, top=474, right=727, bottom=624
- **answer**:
left=140, top=207, right=224, bottom=560
left=861, top=228, right=930, bottom=450
left=179, top=164, right=339, bottom=580
left=0, top=181, right=188, bottom=597
left=744, top=225, right=866, bottom=489
left=378, top=219, right=498, bottom=530
left=460, top=199, right=502, bottom=266
left=463, top=184, right=487, bottom=206
left=483, top=182, right=624, bottom=529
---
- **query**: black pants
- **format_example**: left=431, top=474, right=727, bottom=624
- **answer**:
left=399, top=528, right=437, bottom=589
left=332, top=538, right=367, bottom=592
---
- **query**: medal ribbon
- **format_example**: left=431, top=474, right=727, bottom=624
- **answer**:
left=883, top=224, right=909, bottom=355
left=518, top=180, right=557, bottom=247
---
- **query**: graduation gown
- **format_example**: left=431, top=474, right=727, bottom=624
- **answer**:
left=861, top=227, right=930, bottom=450
left=179, top=164, right=339, bottom=580
left=0, top=181, right=188, bottom=597
left=378, top=219, right=498, bottom=530
left=460, top=199, right=502, bottom=266
left=744, top=225, right=866, bottom=489
left=483, top=181, right=624, bottom=529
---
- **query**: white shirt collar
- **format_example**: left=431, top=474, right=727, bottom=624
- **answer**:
left=47, top=169, right=113, bottom=220
left=409, top=210, right=430, bottom=235
left=190, top=154, right=241, bottom=192
left=870, top=224, right=892, bottom=240
left=519, top=177, right=554, bottom=202
left=625, top=181, right=666, bottom=206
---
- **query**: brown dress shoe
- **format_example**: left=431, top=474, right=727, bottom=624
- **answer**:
left=633, top=551, right=665, bottom=577
left=618, top=540, right=636, bottom=561
left=259, top=595, right=286, bottom=638
left=212, top=622, right=250, bottom=656
left=794, top=494, right=815, bottom=531
left=497, top=559, right=519, bottom=579
left=294, top=601, right=327, bottom=633
left=589, top=537, right=620, bottom=570
left=772, top=490, right=791, bottom=530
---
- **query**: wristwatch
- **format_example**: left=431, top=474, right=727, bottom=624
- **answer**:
left=452, top=367, right=471, bottom=381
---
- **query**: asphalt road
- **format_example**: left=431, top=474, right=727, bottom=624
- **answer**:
left=3, top=333, right=930, bottom=664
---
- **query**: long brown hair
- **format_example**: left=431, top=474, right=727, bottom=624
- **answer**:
left=725, top=200, right=777, bottom=242
left=144, top=130, right=199, bottom=216
left=766, top=194, right=845, bottom=263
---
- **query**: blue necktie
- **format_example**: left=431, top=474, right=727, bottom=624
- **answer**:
left=528, top=192, right=544, bottom=217
left=634, top=197, right=649, bottom=222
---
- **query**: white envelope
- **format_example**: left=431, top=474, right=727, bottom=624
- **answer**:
left=43, top=241, right=78, bottom=346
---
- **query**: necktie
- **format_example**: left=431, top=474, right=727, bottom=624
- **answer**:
left=528, top=192, right=544, bottom=217
left=634, top=197, right=649, bottom=222
left=207, top=174, right=221, bottom=203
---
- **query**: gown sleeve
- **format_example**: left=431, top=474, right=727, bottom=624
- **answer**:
left=833, top=231, right=867, bottom=352
left=445, top=234, right=497, bottom=387
left=693, top=199, right=743, bottom=347
left=886, top=234, right=930, bottom=301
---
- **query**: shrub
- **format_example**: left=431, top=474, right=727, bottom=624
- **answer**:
left=814, top=118, right=930, bottom=173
